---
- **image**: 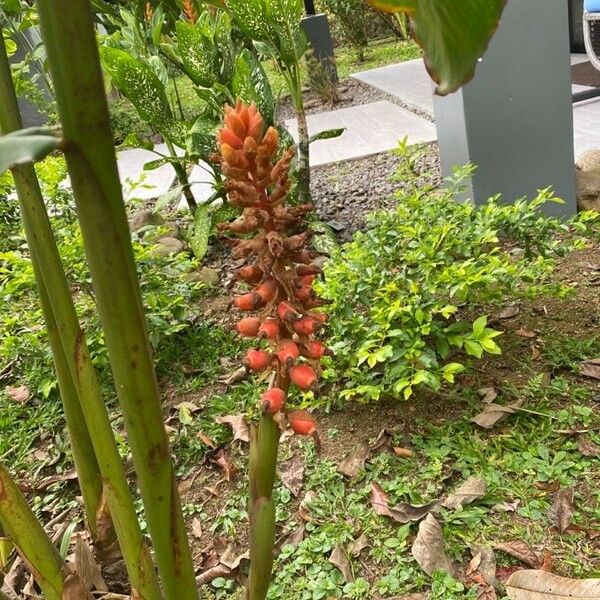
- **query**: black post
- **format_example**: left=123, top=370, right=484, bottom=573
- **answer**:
left=303, top=0, right=316, bottom=15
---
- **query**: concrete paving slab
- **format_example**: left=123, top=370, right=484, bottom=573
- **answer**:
left=285, top=100, right=436, bottom=165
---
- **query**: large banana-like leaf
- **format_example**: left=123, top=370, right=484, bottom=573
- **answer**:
left=267, top=0, right=308, bottom=66
left=226, top=0, right=274, bottom=43
left=100, top=46, right=174, bottom=130
left=367, top=0, right=507, bottom=95
left=232, top=49, right=275, bottom=125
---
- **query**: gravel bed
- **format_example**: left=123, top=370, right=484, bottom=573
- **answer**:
left=311, top=142, right=441, bottom=242
left=276, top=77, right=434, bottom=123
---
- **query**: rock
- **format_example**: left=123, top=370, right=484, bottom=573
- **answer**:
left=189, top=267, right=220, bottom=286
left=576, top=169, right=600, bottom=211
left=128, top=209, right=164, bottom=232
left=576, top=149, right=600, bottom=175
left=151, top=237, right=186, bottom=257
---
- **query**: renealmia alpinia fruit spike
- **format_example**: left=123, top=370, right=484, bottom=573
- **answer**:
left=296, top=264, right=322, bottom=276
left=245, top=349, right=272, bottom=372
left=234, top=292, right=264, bottom=312
left=290, top=364, right=317, bottom=391
left=293, top=316, right=321, bottom=336
left=261, top=387, right=286, bottom=414
left=255, top=279, right=279, bottom=303
left=294, top=285, right=315, bottom=303
left=236, top=265, right=263, bottom=284
left=277, top=301, right=301, bottom=323
left=301, top=340, right=330, bottom=360
left=236, top=317, right=261, bottom=337
left=288, top=410, right=317, bottom=436
left=275, top=339, right=300, bottom=365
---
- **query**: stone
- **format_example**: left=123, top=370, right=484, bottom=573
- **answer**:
left=128, top=209, right=164, bottom=232
left=576, top=169, right=600, bottom=211
left=151, top=237, right=186, bottom=257
left=576, top=149, right=600, bottom=175
left=189, top=267, right=220, bottom=286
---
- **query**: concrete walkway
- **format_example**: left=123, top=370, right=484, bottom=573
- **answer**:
left=353, top=55, right=600, bottom=157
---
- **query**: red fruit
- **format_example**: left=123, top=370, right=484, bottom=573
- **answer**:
left=293, top=316, right=320, bottom=336
left=310, top=312, right=327, bottom=325
left=258, top=319, right=280, bottom=340
left=298, top=274, right=316, bottom=286
left=234, top=292, right=264, bottom=311
left=290, top=364, right=317, bottom=390
left=302, top=297, right=329, bottom=309
left=236, top=317, right=261, bottom=337
left=302, top=340, right=328, bottom=360
left=277, top=301, right=300, bottom=322
left=276, top=339, right=300, bottom=365
left=245, top=348, right=272, bottom=372
left=294, top=285, right=314, bottom=302
left=255, top=279, right=278, bottom=303
left=236, top=265, right=263, bottom=284
left=288, top=410, right=317, bottom=436
left=261, top=387, right=286, bottom=414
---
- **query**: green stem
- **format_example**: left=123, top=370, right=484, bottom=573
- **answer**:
left=34, top=2, right=198, bottom=597
left=0, top=464, right=65, bottom=600
left=0, top=27, right=103, bottom=543
left=0, top=26, right=162, bottom=600
left=165, top=139, right=197, bottom=213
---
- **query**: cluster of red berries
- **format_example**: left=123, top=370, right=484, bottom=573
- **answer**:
left=215, top=101, right=328, bottom=437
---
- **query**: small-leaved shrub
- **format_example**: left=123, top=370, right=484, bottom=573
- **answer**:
left=317, top=146, right=586, bottom=402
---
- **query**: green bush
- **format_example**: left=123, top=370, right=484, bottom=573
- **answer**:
left=108, top=95, right=154, bottom=144
left=317, top=146, right=584, bottom=402
left=319, top=0, right=370, bottom=61
left=0, top=172, right=20, bottom=252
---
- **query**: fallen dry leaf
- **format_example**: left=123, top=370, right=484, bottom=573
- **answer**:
left=549, top=488, right=575, bottom=534
left=442, top=476, right=487, bottom=510
left=195, top=564, right=231, bottom=585
left=469, top=545, right=497, bottom=586
left=580, top=359, right=600, bottom=380
left=370, top=427, right=403, bottom=453
left=393, top=447, right=413, bottom=459
left=212, top=449, right=236, bottom=481
left=349, top=533, right=370, bottom=558
left=62, top=569, right=92, bottom=600
left=385, top=595, right=428, bottom=600
left=197, top=431, right=217, bottom=448
left=280, top=454, right=305, bottom=498
left=495, top=540, right=541, bottom=568
left=515, top=328, right=537, bottom=339
left=478, top=387, right=498, bottom=404
left=411, top=513, right=455, bottom=576
left=219, top=545, right=248, bottom=570
left=337, top=442, right=370, bottom=478
left=215, top=414, right=250, bottom=443
left=329, top=545, right=353, bottom=582
left=471, top=399, right=523, bottom=429
left=578, top=436, right=600, bottom=457
left=282, top=524, right=305, bottom=548
left=371, top=482, right=439, bottom=524
left=75, top=535, right=107, bottom=592
left=505, top=569, right=600, bottom=599
left=191, top=518, right=203, bottom=539
left=492, top=500, right=520, bottom=513
left=3, top=385, right=30, bottom=405
left=495, top=305, right=520, bottom=320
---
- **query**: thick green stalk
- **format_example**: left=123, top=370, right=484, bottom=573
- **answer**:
left=246, top=376, right=285, bottom=600
left=0, top=464, right=65, bottom=600
left=165, top=139, right=197, bottom=213
left=34, top=2, right=198, bottom=597
left=0, top=26, right=163, bottom=600
left=0, top=27, right=103, bottom=541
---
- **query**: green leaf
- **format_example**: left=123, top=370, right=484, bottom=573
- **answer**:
left=0, top=128, right=61, bottom=175
left=153, top=185, right=186, bottom=213
left=227, top=0, right=273, bottom=43
left=472, top=315, right=487, bottom=338
left=190, top=203, right=211, bottom=259
left=366, top=0, right=507, bottom=95
left=232, top=49, right=275, bottom=125
left=186, top=114, right=218, bottom=161
left=464, top=340, right=483, bottom=359
left=117, top=132, right=153, bottom=151
left=267, top=0, right=308, bottom=65
left=308, top=128, right=345, bottom=144
left=175, top=20, right=217, bottom=88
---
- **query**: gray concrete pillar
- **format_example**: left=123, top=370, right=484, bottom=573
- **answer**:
left=301, top=13, right=339, bottom=85
left=433, top=0, right=577, bottom=217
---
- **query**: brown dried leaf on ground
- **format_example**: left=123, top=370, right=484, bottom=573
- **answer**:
left=75, top=535, right=107, bottom=592
left=62, top=570, right=92, bottom=599
left=495, top=540, right=542, bottom=568
left=196, top=564, right=231, bottom=585
left=219, top=545, right=248, bottom=570
left=212, top=449, right=236, bottom=481
left=385, top=595, right=428, bottom=600
left=329, top=545, right=353, bottom=582
left=215, top=414, right=250, bottom=443
left=411, top=514, right=455, bottom=576
left=548, top=488, right=575, bottom=534
left=370, top=426, right=403, bottom=453
left=478, top=387, right=498, bottom=404
left=471, top=399, right=524, bottom=429
left=468, top=545, right=497, bottom=586
left=515, top=328, right=537, bottom=339
left=371, top=482, right=439, bottom=524
left=494, top=305, right=520, bottom=320
left=580, top=359, right=600, bottom=380
left=281, top=523, right=305, bottom=548
left=349, top=533, right=370, bottom=558
left=578, top=436, right=600, bottom=457
left=505, top=570, right=600, bottom=599
left=191, top=517, right=203, bottom=539
left=337, top=442, right=370, bottom=478
left=280, top=454, right=305, bottom=497
left=393, top=447, right=413, bottom=458
left=442, top=476, right=487, bottom=510
left=3, top=385, right=30, bottom=405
